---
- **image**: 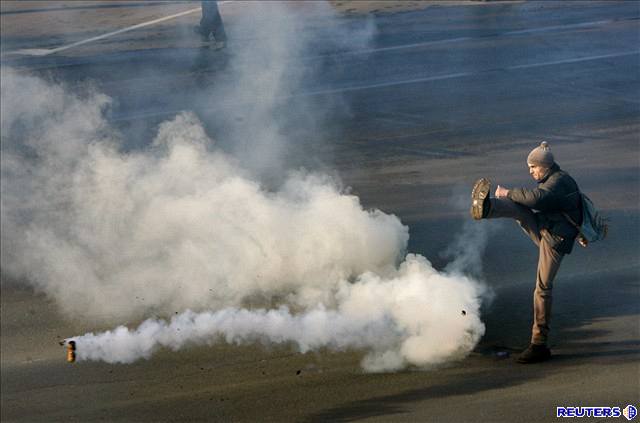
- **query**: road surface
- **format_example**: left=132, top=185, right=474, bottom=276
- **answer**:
left=1, top=1, right=638, bottom=421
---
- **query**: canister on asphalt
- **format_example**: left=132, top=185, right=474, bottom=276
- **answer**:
left=67, top=340, right=76, bottom=363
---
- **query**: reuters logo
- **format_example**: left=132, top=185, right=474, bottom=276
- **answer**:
left=624, top=405, right=638, bottom=421
left=556, top=405, right=637, bottom=419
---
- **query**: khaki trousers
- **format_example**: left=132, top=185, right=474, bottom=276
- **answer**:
left=488, top=198, right=563, bottom=345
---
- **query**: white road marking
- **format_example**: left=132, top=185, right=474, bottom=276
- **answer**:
left=351, top=37, right=473, bottom=55
left=503, top=19, right=615, bottom=35
left=506, top=51, right=639, bottom=70
left=298, top=72, right=474, bottom=97
left=297, top=51, right=639, bottom=98
left=8, top=7, right=202, bottom=57
left=330, top=19, right=626, bottom=57
left=374, top=116, right=417, bottom=126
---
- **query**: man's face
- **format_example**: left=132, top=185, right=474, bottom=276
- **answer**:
left=528, top=163, right=547, bottom=181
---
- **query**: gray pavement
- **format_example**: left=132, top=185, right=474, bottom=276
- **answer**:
left=1, top=1, right=639, bottom=422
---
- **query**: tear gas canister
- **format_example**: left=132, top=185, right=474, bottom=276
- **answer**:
left=67, top=340, right=76, bottom=363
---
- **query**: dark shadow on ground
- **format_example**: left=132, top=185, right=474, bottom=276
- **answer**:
left=303, top=365, right=546, bottom=423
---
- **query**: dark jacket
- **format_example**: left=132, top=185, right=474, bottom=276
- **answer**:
left=507, top=164, right=582, bottom=254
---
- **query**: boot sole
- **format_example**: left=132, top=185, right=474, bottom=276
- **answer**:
left=470, top=178, right=491, bottom=220
left=517, top=353, right=551, bottom=364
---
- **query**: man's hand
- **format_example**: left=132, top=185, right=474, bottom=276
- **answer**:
left=495, top=185, right=510, bottom=199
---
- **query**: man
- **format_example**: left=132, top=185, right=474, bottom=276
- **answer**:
left=194, top=1, right=227, bottom=49
left=471, top=141, right=582, bottom=363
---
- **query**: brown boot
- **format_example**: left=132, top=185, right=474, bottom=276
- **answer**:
left=517, top=344, right=551, bottom=363
left=471, top=178, right=491, bottom=220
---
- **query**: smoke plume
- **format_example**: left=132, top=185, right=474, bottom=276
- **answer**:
left=2, top=3, right=488, bottom=371
left=1, top=79, right=406, bottom=319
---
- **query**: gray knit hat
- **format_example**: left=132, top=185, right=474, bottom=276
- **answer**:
left=527, top=141, right=554, bottom=167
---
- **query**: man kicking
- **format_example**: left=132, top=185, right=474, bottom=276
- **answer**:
left=471, top=141, right=582, bottom=363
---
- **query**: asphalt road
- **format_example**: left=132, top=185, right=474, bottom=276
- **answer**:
left=1, top=1, right=639, bottom=422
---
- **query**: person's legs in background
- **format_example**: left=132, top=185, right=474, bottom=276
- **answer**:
left=197, top=1, right=226, bottom=46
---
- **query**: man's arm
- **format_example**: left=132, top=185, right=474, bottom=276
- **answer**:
left=507, top=187, right=555, bottom=210
left=495, top=184, right=556, bottom=210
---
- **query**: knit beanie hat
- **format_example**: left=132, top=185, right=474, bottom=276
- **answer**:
left=527, top=141, right=555, bottom=167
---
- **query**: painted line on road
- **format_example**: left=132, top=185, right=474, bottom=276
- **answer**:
left=297, top=51, right=639, bottom=98
left=299, top=72, right=474, bottom=97
left=337, top=18, right=633, bottom=57
left=506, top=51, right=640, bottom=70
left=353, top=37, right=473, bottom=55
left=7, top=7, right=202, bottom=57
left=502, top=19, right=615, bottom=36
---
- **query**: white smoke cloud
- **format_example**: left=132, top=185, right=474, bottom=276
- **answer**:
left=1, top=73, right=406, bottom=319
left=1, top=3, right=489, bottom=371
left=1, top=67, right=487, bottom=370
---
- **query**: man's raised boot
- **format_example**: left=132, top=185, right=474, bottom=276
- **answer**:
left=471, top=178, right=491, bottom=220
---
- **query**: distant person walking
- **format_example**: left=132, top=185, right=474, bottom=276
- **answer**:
left=194, top=1, right=227, bottom=48
left=470, top=141, right=583, bottom=363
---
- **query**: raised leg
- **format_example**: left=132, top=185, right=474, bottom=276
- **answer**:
left=487, top=198, right=541, bottom=246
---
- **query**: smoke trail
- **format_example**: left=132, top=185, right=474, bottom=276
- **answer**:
left=443, top=219, right=498, bottom=278
left=68, top=254, right=485, bottom=372
left=199, top=1, right=376, bottom=181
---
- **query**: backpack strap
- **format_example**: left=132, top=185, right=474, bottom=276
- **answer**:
left=561, top=190, right=582, bottom=231
left=561, top=211, right=580, bottom=231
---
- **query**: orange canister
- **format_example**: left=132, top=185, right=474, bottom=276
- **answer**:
left=66, top=340, right=76, bottom=363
